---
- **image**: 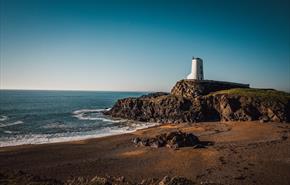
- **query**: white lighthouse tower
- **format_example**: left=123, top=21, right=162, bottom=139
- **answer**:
left=187, top=57, right=204, bottom=80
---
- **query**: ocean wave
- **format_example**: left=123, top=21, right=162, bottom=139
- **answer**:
left=0, top=115, right=8, bottom=122
left=72, top=108, right=110, bottom=115
left=0, top=121, right=159, bottom=147
left=42, top=122, right=69, bottom=129
left=3, top=130, right=13, bottom=134
left=0, top=120, right=24, bottom=128
left=73, top=114, right=126, bottom=123
left=72, top=108, right=124, bottom=123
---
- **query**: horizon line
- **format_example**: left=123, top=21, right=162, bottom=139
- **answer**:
left=0, top=88, right=158, bottom=93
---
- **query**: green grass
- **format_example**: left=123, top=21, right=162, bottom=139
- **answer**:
left=209, top=88, right=290, bottom=103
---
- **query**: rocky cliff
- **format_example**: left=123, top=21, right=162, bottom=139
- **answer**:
left=105, top=80, right=290, bottom=123
left=171, top=80, right=249, bottom=98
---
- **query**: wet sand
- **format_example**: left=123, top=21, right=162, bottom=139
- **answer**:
left=0, top=121, right=289, bottom=184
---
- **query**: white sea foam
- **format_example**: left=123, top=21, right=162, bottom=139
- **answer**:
left=42, top=122, right=69, bottom=129
left=0, top=120, right=24, bottom=128
left=72, top=108, right=109, bottom=115
left=0, top=121, right=159, bottom=147
left=0, top=115, right=8, bottom=122
left=3, top=130, right=13, bottom=134
left=73, top=115, right=125, bottom=123
left=72, top=108, right=124, bottom=123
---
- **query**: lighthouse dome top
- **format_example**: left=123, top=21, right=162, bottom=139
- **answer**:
left=192, top=57, right=203, bottom=61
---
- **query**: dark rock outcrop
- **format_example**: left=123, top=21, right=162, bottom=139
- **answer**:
left=132, top=131, right=202, bottom=149
left=210, top=94, right=290, bottom=122
left=105, top=93, right=198, bottom=123
left=105, top=80, right=290, bottom=123
left=65, top=175, right=195, bottom=185
left=158, top=176, right=195, bottom=185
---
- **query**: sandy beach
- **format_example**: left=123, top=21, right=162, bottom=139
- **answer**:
left=0, top=121, right=289, bottom=184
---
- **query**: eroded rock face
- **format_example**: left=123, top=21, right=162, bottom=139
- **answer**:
left=171, top=80, right=249, bottom=98
left=105, top=93, right=203, bottom=123
left=211, top=94, right=290, bottom=122
left=105, top=81, right=290, bottom=123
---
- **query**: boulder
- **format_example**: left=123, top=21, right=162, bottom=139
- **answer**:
left=90, top=176, right=111, bottom=185
left=132, top=131, right=202, bottom=149
left=166, top=177, right=195, bottom=185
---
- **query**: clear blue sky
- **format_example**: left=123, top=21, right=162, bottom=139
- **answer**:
left=1, top=0, right=289, bottom=92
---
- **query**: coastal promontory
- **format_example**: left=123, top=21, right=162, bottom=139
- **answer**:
left=105, top=80, right=290, bottom=123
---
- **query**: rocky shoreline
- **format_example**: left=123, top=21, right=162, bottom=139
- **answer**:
left=105, top=80, right=290, bottom=123
left=0, top=170, right=195, bottom=185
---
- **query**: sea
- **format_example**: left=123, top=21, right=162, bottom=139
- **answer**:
left=0, top=90, right=157, bottom=147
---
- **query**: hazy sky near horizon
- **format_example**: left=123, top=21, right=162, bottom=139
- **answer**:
left=1, top=0, right=289, bottom=92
